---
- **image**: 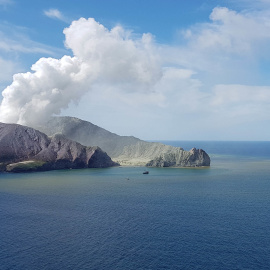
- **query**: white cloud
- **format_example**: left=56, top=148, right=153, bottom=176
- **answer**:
left=1, top=7, right=270, bottom=140
left=0, top=18, right=162, bottom=126
left=206, top=7, right=270, bottom=54
left=63, top=18, right=161, bottom=88
left=172, top=7, right=270, bottom=63
left=44, top=8, right=69, bottom=23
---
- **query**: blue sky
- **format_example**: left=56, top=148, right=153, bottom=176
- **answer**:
left=0, top=0, right=270, bottom=140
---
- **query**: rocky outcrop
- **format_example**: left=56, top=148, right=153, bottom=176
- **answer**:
left=146, top=148, right=211, bottom=167
left=33, top=116, right=211, bottom=167
left=0, top=123, right=118, bottom=172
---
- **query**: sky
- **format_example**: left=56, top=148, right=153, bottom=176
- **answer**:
left=0, top=0, right=270, bottom=140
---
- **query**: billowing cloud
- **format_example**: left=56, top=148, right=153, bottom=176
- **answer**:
left=0, top=18, right=162, bottom=125
left=64, top=18, right=161, bottom=87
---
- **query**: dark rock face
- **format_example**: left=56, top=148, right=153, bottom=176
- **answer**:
left=146, top=148, right=211, bottom=167
left=0, top=122, right=50, bottom=163
left=0, top=123, right=118, bottom=172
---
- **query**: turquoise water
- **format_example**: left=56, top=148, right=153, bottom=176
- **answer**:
left=1, top=141, right=270, bottom=269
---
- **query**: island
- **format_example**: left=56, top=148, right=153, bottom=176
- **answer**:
left=35, top=116, right=211, bottom=168
left=0, top=117, right=210, bottom=173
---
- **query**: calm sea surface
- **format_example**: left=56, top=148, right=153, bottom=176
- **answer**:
left=1, top=141, right=270, bottom=270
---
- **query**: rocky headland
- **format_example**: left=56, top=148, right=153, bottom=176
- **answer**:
left=0, top=122, right=118, bottom=172
left=34, top=116, right=211, bottom=167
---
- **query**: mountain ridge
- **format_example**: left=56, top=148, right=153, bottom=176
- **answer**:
left=34, top=116, right=211, bottom=167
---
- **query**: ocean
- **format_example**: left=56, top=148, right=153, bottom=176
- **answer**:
left=0, top=141, right=270, bottom=270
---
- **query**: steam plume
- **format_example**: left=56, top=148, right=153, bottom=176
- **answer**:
left=0, top=18, right=162, bottom=125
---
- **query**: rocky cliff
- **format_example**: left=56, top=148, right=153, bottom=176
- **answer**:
left=146, top=147, right=211, bottom=167
left=34, top=116, right=211, bottom=167
left=0, top=123, right=118, bottom=172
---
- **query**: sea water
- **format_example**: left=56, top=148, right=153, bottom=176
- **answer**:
left=0, top=141, right=270, bottom=270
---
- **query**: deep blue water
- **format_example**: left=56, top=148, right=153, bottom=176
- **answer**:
left=1, top=141, right=270, bottom=270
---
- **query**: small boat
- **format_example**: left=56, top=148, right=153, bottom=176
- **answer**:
left=143, top=171, right=149, bottom=174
